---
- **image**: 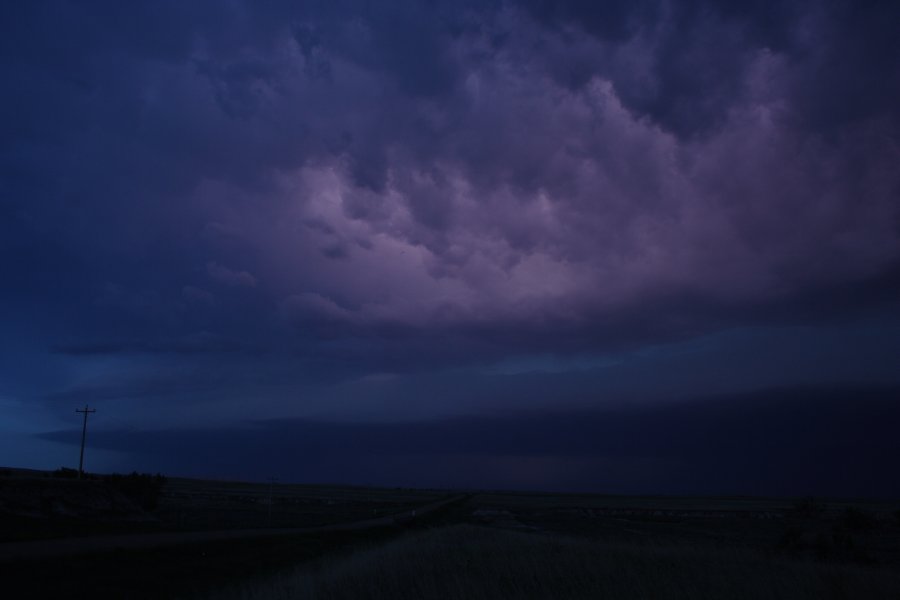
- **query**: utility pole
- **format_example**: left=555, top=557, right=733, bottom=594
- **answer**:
left=75, top=404, right=96, bottom=479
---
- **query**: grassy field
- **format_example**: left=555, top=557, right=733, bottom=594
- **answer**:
left=193, top=491, right=900, bottom=599
left=196, top=524, right=900, bottom=600
left=466, top=491, right=900, bottom=566
left=3, top=468, right=899, bottom=598
left=0, top=468, right=446, bottom=541
left=470, top=490, right=898, bottom=514
left=157, top=476, right=447, bottom=531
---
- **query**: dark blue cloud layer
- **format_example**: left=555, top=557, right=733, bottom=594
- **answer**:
left=40, top=385, right=900, bottom=497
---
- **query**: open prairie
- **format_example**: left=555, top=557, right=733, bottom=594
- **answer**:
left=2, top=468, right=899, bottom=598
left=0, top=468, right=447, bottom=542
left=197, top=524, right=900, bottom=600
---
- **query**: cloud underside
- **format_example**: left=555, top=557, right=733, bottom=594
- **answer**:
left=0, top=1, right=897, bottom=373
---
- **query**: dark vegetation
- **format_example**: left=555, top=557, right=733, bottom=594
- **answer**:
left=203, top=525, right=900, bottom=600
left=0, top=468, right=442, bottom=542
left=0, top=469, right=170, bottom=542
left=2, top=523, right=415, bottom=599
left=2, top=468, right=899, bottom=599
left=198, top=493, right=900, bottom=600
left=48, top=468, right=168, bottom=510
left=103, top=471, right=167, bottom=510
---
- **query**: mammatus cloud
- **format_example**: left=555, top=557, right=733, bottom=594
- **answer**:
left=1, top=0, right=898, bottom=417
left=209, top=32, right=898, bottom=346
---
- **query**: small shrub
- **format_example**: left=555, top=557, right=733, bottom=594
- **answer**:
left=791, top=497, right=823, bottom=518
left=814, top=531, right=876, bottom=565
left=839, top=507, right=879, bottom=531
left=52, top=467, right=80, bottom=479
left=104, top=471, right=168, bottom=510
left=776, top=526, right=806, bottom=553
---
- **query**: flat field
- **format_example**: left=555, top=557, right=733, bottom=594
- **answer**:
left=0, top=467, right=446, bottom=541
left=157, top=476, right=447, bottom=531
left=2, top=468, right=899, bottom=599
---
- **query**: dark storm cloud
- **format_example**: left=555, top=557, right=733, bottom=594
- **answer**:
left=519, top=0, right=798, bottom=134
left=38, top=385, right=900, bottom=496
left=1, top=0, right=899, bottom=433
left=50, top=331, right=257, bottom=356
left=518, top=0, right=899, bottom=135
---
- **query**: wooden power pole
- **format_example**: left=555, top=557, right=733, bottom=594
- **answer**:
left=75, top=404, right=96, bottom=479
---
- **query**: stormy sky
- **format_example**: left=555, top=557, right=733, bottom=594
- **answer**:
left=3, top=1, right=899, bottom=497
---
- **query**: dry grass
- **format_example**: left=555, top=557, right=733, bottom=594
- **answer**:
left=198, top=525, right=900, bottom=600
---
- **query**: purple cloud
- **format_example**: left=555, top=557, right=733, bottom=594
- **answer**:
left=2, top=0, right=899, bottom=438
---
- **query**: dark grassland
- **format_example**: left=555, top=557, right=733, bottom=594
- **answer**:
left=0, top=467, right=444, bottom=541
left=199, top=525, right=900, bottom=600
left=2, top=468, right=900, bottom=599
